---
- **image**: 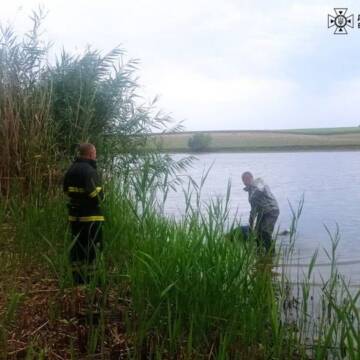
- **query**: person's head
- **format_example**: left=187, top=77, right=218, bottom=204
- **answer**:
left=241, top=171, right=254, bottom=187
left=79, top=143, right=96, bottom=160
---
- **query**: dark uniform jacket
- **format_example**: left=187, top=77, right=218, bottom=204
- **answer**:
left=63, top=158, right=104, bottom=222
left=244, top=178, right=279, bottom=229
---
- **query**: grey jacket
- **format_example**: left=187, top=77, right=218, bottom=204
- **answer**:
left=244, top=178, right=279, bottom=228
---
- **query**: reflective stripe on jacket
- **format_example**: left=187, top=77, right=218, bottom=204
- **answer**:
left=63, top=158, right=104, bottom=222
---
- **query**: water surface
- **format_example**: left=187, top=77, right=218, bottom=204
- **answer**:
left=164, top=151, right=360, bottom=284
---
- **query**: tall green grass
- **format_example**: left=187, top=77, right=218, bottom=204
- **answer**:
left=2, top=8, right=358, bottom=359
left=0, top=10, right=182, bottom=198
left=1, top=166, right=359, bottom=359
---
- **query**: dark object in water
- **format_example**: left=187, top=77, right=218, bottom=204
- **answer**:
left=278, top=229, right=290, bottom=236
left=226, top=226, right=290, bottom=242
left=225, top=225, right=251, bottom=242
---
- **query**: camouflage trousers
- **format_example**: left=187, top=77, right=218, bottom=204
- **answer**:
left=256, top=210, right=279, bottom=252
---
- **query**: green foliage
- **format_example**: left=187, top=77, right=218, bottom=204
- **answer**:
left=2, top=167, right=359, bottom=358
left=0, top=9, right=178, bottom=197
left=188, top=133, right=212, bottom=152
left=50, top=49, right=169, bottom=158
left=1, top=8, right=359, bottom=360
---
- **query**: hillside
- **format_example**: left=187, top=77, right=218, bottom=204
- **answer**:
left=150, top=127, right=360, bottom=152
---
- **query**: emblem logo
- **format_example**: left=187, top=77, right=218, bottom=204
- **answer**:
left=328, top=8, right=354, bottom=34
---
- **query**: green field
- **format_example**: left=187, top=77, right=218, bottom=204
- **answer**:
left=151, top=127, right=360, bottom=152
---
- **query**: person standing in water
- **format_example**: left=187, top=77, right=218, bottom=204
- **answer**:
left=242, top=171, right=279, bottom=252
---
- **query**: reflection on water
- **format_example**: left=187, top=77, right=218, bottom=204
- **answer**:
left=163, top=151, right=360, bottom=284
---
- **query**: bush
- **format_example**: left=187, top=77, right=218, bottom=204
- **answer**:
left=0, top=10, right=184, bottom=197
left=187, top=133, right=212, bottom=152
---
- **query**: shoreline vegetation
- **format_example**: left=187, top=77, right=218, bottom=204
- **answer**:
left=1, top=11, right=359, bottom=359
left=149, top=128, right=360, bottom=153
left=1, top=179, right=360, bottom=359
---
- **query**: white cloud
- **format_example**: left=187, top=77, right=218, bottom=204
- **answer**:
left=143, top=63, right=296, bottom=104
left=2, top=0, right=360, bottom=130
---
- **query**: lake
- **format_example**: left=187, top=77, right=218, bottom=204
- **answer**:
left=163, top=151, right=360, bottom=285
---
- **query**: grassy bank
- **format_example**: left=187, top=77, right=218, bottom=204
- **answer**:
left=0, top=171, right=359, bottom=359
left=151, top=128, right=360, bottom=152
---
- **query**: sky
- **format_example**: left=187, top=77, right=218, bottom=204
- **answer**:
left=2, top=0, right=360, bottom=131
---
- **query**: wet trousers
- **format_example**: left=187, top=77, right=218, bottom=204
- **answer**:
left=256, top=210, right=279, bottom=252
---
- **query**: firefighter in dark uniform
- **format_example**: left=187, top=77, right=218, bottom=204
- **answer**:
left=63, top=143, right=104, bottom=283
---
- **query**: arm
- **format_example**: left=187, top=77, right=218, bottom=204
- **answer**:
left=63, top=170, right=69, bottom=194
left=249, top=206, right=257, bottom=230
left=249, top=190, right=262, bottom=230
left=84, top=168, right=103, bottom=201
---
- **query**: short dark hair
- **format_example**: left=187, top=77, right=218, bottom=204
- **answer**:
left=79, top=143, right=95, bottom=157
left=241, top=171, right=253, bottom=179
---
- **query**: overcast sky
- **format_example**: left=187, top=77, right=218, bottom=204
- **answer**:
left=2, top=0, right=360, bottom=131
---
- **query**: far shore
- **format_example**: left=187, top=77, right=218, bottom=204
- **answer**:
left=154, top=145, right=360, bottom=154
left=149, top=127, right=360, bottom=153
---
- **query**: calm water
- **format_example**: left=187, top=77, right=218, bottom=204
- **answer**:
left=164, top=151, right=360, bottom=284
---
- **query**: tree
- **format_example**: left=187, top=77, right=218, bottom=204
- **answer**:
left=187, top=133, right=212, bottom=152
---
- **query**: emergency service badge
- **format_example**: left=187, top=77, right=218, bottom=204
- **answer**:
left=328, top=8, right=354, bottom=34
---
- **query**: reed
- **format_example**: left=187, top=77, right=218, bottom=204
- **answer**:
left=0, top=10, right=179, bottom=198
left=0, top=9, right=359, bottom=360
left=0, top=167, right=359, bottom=359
